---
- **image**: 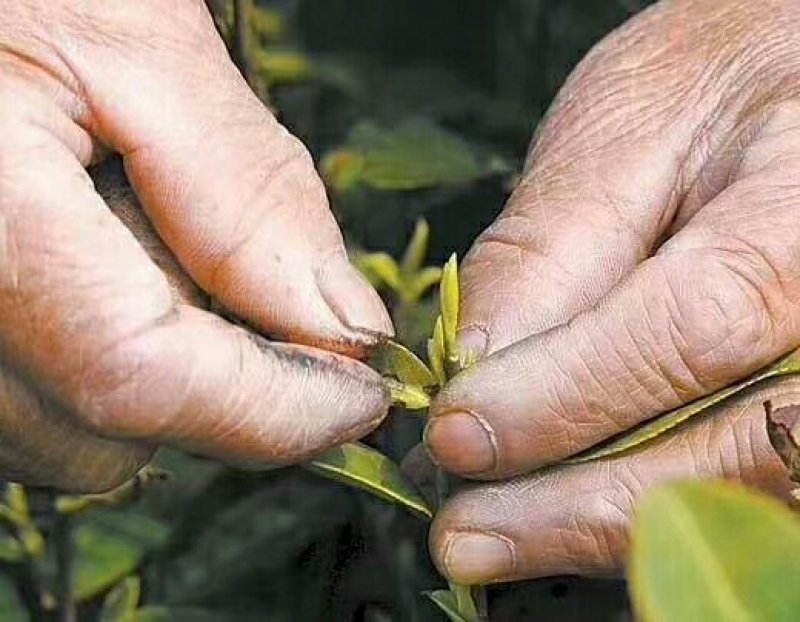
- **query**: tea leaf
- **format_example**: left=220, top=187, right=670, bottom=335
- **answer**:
left=354, top=252, right=401, bottom=291
left=451, top=584, right=479, bottom=621
left=387, top=379, right=432, bottom=411
left=307, top=442, right=433, bottom=520
left=402, top=219, right=431, bottom=276
left=406, top=266, right=443, bottom=304
left=425, top=590, right=476, bottom=622
left=324, top=120, right=503, bottom=191
left=100, top=576, right=141, bottom=622
left=73, top=511, right=168, bottom=601
left=428, top=317, right=447, bottom=387
left=371, top=340, right=436, bottom=388
left=630, top=481, right=800, bottom=622
left=440, top=254, right=460, bottom=368
left=567, top=348, right=800, bottom=463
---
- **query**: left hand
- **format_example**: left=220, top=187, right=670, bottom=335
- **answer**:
left=424, top=0, right=800, bottom=584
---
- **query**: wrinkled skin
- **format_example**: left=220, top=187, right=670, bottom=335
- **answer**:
left=425, top=0, right=800, bottom=584
left=0, top=0, right=393, bottom=492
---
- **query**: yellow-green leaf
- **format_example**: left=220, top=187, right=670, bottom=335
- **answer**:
left=630, top=481, right=800, bottom=622
left=254, top=49, right=313, bottom=83
left=429, top=315, right=447, bottom=385
left=401, top=219, right=431, bottom=276
left=370, top=340, right=436, bottom=388
left=567, top=348, right=800, bottom=463
left=307, top=442, right=432, bottom=520
left=440, top=254, right=460, bottom=370
left=405, top=266, right=443, bottom=304
left=354, top=252, right=401, bottom=291
left=321, top=150, right=365, bottom=191
left=387, top=379, right=431, bottom=411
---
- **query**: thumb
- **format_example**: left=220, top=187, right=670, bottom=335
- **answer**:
left=56, top=0, right=392, bottom=355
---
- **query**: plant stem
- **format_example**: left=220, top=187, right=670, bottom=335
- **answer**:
left=52, top=515, right=75, bottom=622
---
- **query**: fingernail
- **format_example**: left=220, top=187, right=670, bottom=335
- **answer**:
left=442, top=531, right=516, bottom=584
left=316, top=255, right=395, bottom=338
left=458, top=325, right=489, bottom=363
left=424, top=410, right=497, bottom=475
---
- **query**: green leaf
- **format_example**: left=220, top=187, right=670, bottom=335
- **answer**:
left=568, top=348, right=800, bottom=463
left=100, top=576, right=141, bottom=622
left=325, top=120, right=500, bottom=191
left=354, top=252, right=401, bottom=291
left=0, top=574, right=28, bottom=622
left=440, top=254, right=460, bottom=371
left=307, top=442, right=432, bottom=520
left=73, top=511, right=168, bottom=601
left=630, top=481, right=800, bottom=622
left=370, top=340, right=436, bottom=388
left=401, top=219, right=431, bottom=276
left=425, top=590, right=476, bottom=622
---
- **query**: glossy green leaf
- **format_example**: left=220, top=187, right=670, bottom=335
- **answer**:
left=568, top=348, right=800, bottom=463
left=0, top=574, right=27, bottom=622
left=74, top=511, right=168, bottom=601
left=100, top=576, right=141, bottom=622
left=307, top=442, right=432, bottom=520
left=325, top=120, right=499, bottom=191
left=401, top=219, right=431, bottom=275
left=371, top=340, right=436, bottom=388
left=440, top=254, right=460, bottom=372
left=354, top=251, right=401, bottom=291
left=630, top=481, right=800, bottom=622
left=425, top=590, right=476, bottom=622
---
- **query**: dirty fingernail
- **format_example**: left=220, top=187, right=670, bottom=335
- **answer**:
left=424, top=410, right=497, bottom=475
left=442, top=531, right=516, bottom=584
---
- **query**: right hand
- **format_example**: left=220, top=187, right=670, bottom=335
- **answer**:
left=0, top=0, right=393, bottom=492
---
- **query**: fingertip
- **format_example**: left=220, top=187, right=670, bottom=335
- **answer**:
left=315, top=252, right=395, bottom=352
left=424, top=410, right=498, bottom=477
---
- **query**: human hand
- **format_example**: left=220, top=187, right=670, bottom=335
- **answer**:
left=0, top=0, right=392, bottom=492
left=425, top=0, right=800, bottom=583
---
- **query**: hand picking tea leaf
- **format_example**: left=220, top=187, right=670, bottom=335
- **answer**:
left=567, top=348, right=800, bottom=463
left=307, top=442, right=433, bottom=520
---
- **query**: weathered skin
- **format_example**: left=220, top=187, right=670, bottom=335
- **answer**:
left=426, top=0, right=800, bottom=583
left=0, top=1, right=392, bottom=492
